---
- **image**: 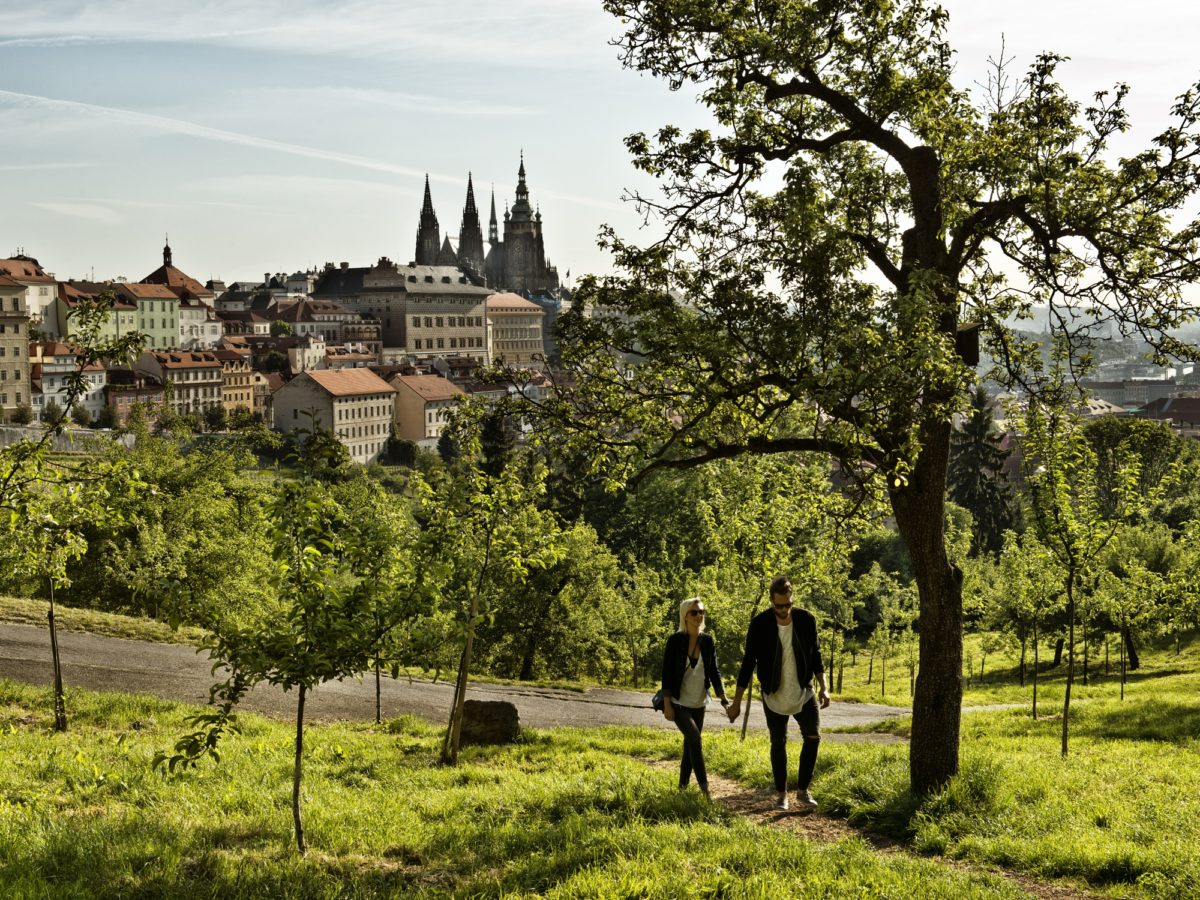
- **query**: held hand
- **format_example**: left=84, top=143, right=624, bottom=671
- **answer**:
left=663, top=700, right=676, bottom=722
left=818, top=689, right=831, bottom=709
left=725, top=699, right=740, bottom=722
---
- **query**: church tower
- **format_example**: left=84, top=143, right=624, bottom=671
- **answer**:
left=501, top=153, right=557, bottom=293
left=457, top=173, right=485, bottom=276
left=414, top=175, right=441, bottom=265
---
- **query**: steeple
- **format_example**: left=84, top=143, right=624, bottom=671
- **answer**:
left=163, top=234, right=172, bottom=267
left=488, top=185, right=499, bottom=244
left=414, top=174, right=441, bottom=265
left=510, top=152, right=533, bottom=223
left=458, top=172, right=485, bottom=275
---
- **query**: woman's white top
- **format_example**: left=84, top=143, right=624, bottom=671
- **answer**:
left=764, top=621, right=813, bottom=716
left=677, top=647, right=708, bottom=708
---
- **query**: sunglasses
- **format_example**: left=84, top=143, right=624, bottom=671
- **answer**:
left=772, top=601, right=793, bottom=611
left=687, top=609, right=706, bottom=617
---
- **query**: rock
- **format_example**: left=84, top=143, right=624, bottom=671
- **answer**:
left=461, top=699, right=520, bottom=745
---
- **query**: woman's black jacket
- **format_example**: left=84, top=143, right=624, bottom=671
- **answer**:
left=660, top=631, right=725, bottom=704
left=735, top=608, right=824, bottom=695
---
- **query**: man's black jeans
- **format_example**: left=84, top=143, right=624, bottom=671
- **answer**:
left=763, top=695, right=821, bottom=792
left=672, top=705, right=707, bottom=789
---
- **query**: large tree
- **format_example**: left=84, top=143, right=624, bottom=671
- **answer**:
left=531, top=0, right=1200, bottom=792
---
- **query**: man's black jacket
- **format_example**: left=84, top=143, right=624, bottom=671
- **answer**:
left=660, top=631, right=726, bottom=702
left=736, top=607, right=824, bottom=694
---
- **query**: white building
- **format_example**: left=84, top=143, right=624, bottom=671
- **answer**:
left=390, top=374, right=465, bottom=445
left=273, top=368, right=396, bottom=464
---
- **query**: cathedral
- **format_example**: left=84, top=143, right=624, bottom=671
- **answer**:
left=413, top=156, right=560, bottom=296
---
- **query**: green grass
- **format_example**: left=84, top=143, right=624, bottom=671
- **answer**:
left=0, top=596, right=206, bottom=646
left=0, top=679, right=1029, bottom=899
left=693, top=658, right=1200, bottom=899
left=826, top=628, right=1200, bottom=711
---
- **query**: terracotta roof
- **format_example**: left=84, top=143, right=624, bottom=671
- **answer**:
left=0, top=257, right=55, bottom=283
left=391, top=374, right=466, bottom=402
left=297, top=368, right=396, bottom=398
left=119, top=283, right=180, bottom=300
left=0, top=275, right=23, bottom=289
left=141, top=264, right=209, bottom=296
left=148, top=351, right=222, bottom=369
left=487, top=292, right=544, bottom=312
left=265, top=373, right=286, bottom=393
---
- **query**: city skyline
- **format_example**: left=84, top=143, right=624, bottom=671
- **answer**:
left=2, top=0, right=1199, bottom=287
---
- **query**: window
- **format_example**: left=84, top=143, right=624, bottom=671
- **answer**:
left=412, top=316, right=420, bottom=327
left=435, top=317, right=443, bottom=327
left=436, top=338, right=444, bottom=349
left=450, top=338, right=457, bottom=349
left=424, top=317, right=432, bottom=328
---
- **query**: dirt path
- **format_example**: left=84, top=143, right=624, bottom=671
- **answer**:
left=646, top=760, right=1103, bottom=900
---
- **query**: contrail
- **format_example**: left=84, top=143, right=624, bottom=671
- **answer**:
left=0, top=88, right=623, bottom=212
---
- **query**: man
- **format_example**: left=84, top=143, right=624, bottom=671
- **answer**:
left=726, top=575, right=830, bottom=811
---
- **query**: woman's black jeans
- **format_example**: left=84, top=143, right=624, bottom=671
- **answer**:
left=672, top=705, right=707, bottom=789
left=763, top=695, right=821, bottom=792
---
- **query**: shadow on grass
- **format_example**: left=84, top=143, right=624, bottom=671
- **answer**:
left=1072, top=697, right=1200, bottom=743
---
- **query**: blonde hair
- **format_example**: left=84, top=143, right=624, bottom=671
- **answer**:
left=677, top=597, right=707, bottom=633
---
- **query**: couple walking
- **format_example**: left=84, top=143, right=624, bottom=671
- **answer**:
left=659, top=576, right=830, bottom=810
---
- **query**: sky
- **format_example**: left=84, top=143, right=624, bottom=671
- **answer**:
left=1, top=1, right=1199, bottom=288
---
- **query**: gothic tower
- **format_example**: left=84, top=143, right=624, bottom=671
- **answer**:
left=414, top=175, right=441, bottom=265
left=501, top=153, right=556, bottom=293
left=457, top=172, right=485, bottom=276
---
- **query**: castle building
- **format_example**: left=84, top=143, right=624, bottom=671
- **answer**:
left=412, top=157, right=560, bottom=296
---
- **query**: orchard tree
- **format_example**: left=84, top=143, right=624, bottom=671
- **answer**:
left=527, top=0, right=1200, bottom=792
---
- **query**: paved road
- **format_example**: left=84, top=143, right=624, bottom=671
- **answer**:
left=0, top=623, right=909, bottom=739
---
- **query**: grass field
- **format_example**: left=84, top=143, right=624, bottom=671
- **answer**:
left=0, top=596, right=207, bottom=646
left=0, top=680, right=1027, bottom=899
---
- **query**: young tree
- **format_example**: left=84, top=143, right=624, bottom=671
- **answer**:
left=529, top=0, right=1200, bottom=793
left=1022, top=391, right=1147, bottom=755
left=157, top=479, right=382, bottom=854
left=0, top=291, right=145, bottom=728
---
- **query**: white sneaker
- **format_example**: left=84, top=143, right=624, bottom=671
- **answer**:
left=775, top=791, right=790, bottom=810
left=796, top=790, right=818, bottom=810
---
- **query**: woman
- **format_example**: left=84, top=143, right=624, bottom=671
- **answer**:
left=660, top=597, right=729, bottom=798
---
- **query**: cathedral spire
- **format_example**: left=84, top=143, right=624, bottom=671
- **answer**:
left=458, top=172, right=485, bottom=275
left=415, top=174, right=441, bottom=265
left=488, top=186, right=499, bottom=243
left=163, top=234, right=172, bottom=267
left=510, top=153, right=533, bottom=223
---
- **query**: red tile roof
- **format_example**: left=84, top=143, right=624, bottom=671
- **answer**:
left=391, top=374, right=466, bottom=402
left=487, top=292, right=544, bottom=312
left=119, top=283, right=180, bottom=300
left=299, top=368, right=396, bottom=398
left=141, top=264, right=209, bottom=296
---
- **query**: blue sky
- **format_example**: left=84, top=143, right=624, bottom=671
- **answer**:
left=1, top=0, right=1198, bottom=287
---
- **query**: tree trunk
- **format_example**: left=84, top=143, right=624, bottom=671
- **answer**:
left=1018, top=635, right=1027, bottom=688
left=739, top=680, right=754, bottom=740
left=980, top=652, right=986, bottom=683
left=1104, top=637, right=1109, bottom=677
left=1122, top=626, right=1140, bottom=671
left=1062, top=583, right=1076, bottom=758
left=293, top=684, right=307, bottom=855
left=48, top=579, right=67, bottom=733
left=836, top=656, right=844, bottom=694
left=374, top=656, right=382, bottom=725
left=866, top=648, right=874, bottom=684
left=1119, top=625, right=1126, bottom=701
left=1081, top=622, right=1089, bottom=686
left=828, top=629, right=838, bottom=696
left=891, top=443, right=963, bottom=796
left=1032, top=621, right=1039, bottom=720
left=1053, top=637, right=1064, bottom=667
left=443, top=529, right=494, bottom=765
left=880, top=650, right=886, bottom=698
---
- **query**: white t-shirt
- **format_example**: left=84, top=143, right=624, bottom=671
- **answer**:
left=677, top=651, right=708, bottom=708
left=764, top=620, right=813, bottom=716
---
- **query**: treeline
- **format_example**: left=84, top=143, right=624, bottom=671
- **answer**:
left=4, top=399, right=1199, bottom=706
